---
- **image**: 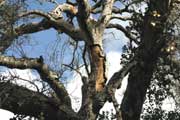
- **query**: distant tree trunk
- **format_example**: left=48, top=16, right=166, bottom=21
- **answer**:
left=121, top=0, right=171, bottom=119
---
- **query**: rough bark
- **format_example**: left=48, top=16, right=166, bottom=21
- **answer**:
left=121, top=0, right=171, bottom=119
left=0, top=55, right=71, bottom=106
left=78, top=77, right=97, bottom=120
left=0, top=14, right=83, bottom=53
left=78, top=43, right=107, bottom=119
left=89, top=45, right=106, bottom=92
left=76, top=1, right=115, bottom=119
left=0, top=82, right=80, bottom=120
left=121, top=58, right=156, bottom=120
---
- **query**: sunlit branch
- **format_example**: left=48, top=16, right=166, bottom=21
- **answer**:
left=99, top=0, right=115, bottom=26
left=0, top=55, right=71, bottom=106
left=18, top=10, right=54, bottom=20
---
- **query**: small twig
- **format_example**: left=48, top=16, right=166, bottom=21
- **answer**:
left=11, top=75, right=40, bottom=92
left=63, top=64, right=83, bottom=77
left=69, top=41, right=78, bottom=66
left=82, top=43, right=90, bottom=76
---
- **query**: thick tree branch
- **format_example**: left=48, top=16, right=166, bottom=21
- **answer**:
left=18, top=10, right=83, bottom=40
left=120, top=0, right=172, bottom=119
left=77, top=0, right=91, bottom=19
left=18, top=10, right=54, bottom=20
left=0, top=19, right=51, bottom=53
left=0, top=18, right=84, bottom=53
left=53, top=3, right=78, bottom=15
left=15, top=19, right=51, bottom=35
left=107, top=23, right=139, bottom=44
left=99, top=0, right=115, bottom=26
left=0, top=82, right=80, bottom=120
left=0, top=7, right=83, bottom=53
left=19, top=3, right=78, bottom=19
left=107, top=60, right=137, bottom=91
left=51, top=19, right=84, bottom=40
left=106, top=60, right=137, bottom=109
left=90, top=60, right=137, bottom=117
left=76, top=0, right=94, bottom=43
left=0, top=55, right=71, bottom=106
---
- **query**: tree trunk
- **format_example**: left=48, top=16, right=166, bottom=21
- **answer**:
left=121, top=54, right=156, bottom=120
left=89, top=45, right=106, bottom=92
left=121, top=0, right=171, bottom=119
left=78, top=39, right=107, bottom=119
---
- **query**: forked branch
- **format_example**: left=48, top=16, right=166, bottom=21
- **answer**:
left=0, top=55, right=71, bottom=106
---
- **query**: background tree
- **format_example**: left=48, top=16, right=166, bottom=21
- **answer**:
left=0, top=0, right=179, bottom=120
